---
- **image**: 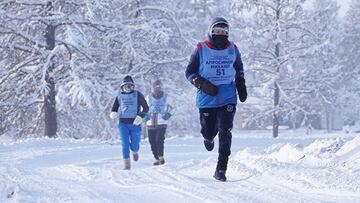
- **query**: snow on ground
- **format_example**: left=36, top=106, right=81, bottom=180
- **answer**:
left=0, top=131, right=359, bottom=203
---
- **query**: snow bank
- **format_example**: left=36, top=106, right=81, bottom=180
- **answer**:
left=0, top=135, right=15, bottom=145
left=234, top=137, right=355, bottom=165
left=335, top=136, right=360, bottom=172
left=336, top=136, right=360, bottom=158
left=232, top=136, right=360, bottom=196
left=0, top=178, right=16, bottom=202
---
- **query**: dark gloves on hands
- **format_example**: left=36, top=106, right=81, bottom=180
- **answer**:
left=162, top=112, right=172, bottom=120
left=192, top=76, right=218, bottom=96
left=236, top=77, right=247, bottom=102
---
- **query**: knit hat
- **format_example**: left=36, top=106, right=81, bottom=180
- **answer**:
left=153, top=80, right=162, bottom=89
left=121, top=75, right=134, bottom=87
left=208, top=17, right=229, bottom=37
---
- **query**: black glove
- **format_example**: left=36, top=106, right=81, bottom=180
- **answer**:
left=192, top=76, right=218, bottom=96
left=236, top=77, right=247, bottom=102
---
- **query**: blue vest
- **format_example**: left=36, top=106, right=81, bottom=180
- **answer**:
left=117, top=91, right=138, bottom=118
left=149, top=94, right=167, bottom=114
left=197, top=42, right=237, bottom=108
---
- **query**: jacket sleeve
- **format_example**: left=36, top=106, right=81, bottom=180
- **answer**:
left=185, top=45, right=201, bottom=83
left=111, top=97, right=119, bottom=112
left=137, top=92, right=149, bottom=118
left=234, top=44, right=247, bottom=102
left=234, top=44, right=244, bottom=79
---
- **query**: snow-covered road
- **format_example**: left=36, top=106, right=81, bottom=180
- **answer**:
left=1, top=132, right=359, bottom=203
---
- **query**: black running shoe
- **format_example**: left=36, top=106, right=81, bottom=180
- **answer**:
left=204, top=139, right=214, bottom=151
left=153, top=157, right=165, bottom=165
left=159, top=157, right=165, bottom=165
left=213, top=170, right=227, bottom=182
left=153, top=159, right=160, bottom=165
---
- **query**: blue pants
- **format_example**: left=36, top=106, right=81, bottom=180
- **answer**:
left=118, top=124, right=141, bottom=159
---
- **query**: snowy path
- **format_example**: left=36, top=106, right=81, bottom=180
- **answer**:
left=1, top=132, right=360, bottom=203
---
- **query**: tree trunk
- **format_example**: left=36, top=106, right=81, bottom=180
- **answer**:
left=273, top=82, right=279, bottom=138
left=44, top=73, right=57, bottom=137
left=325, top=105, right=332, bottom=133
left=273, top=39, right=280, bottom=138
left=44, top=21, right=57, bottom=137
left=273, top=0, right=281, bottom=138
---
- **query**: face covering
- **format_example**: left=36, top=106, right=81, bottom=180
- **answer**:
left=122, top=84, right=134, bottom=93
left=211, top=35, right=228, bottom=48
left=152, top=89, right=163, bottom=99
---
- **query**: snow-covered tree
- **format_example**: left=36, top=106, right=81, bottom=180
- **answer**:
left=338, top=0, right=360, bottom=126
left=231, top=0, right=341, bottom=137
left=0, top=0, right=140, bottom=138
left=0, top=0, right=108, bottom=138
left=0, top=0, right=221, bottom=139
left=297, top=0, right=341, bottom=132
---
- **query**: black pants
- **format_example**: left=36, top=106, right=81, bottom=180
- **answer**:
left=148, top=124, right=167, bottom=160
left=199, top=104, right=236, bottom=172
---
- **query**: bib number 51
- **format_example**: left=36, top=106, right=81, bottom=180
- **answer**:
left=216, top=69, right=225, bottom=76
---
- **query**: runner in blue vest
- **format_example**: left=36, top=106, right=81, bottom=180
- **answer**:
left=185, top=17, right=247, bottom=181
left=145, top=80, right=172, bottom=165
left=110, top=75, right=149, bottom=170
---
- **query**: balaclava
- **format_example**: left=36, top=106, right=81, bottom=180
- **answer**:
left=208, top=17, right=229, bottom=49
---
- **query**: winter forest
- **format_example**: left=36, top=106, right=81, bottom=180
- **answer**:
left=1, top=0, right=360, bottom=202
left=1, top=0, right=360, bottom=139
